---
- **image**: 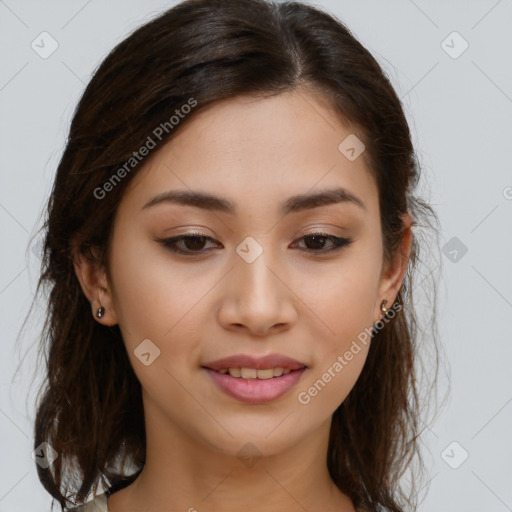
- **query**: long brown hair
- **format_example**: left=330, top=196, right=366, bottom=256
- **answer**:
left=21, top=0, right=444, bottom=510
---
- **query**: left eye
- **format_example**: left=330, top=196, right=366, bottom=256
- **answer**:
left=156, top=232, right=353, bottom=256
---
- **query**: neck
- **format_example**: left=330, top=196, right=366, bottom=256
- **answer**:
left=107, top=399, right=355, bottom=512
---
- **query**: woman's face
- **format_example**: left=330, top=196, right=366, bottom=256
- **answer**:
left=97, top=89, right=404, bottom=457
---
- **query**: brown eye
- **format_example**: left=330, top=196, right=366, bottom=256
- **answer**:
left=293, top=233, right=354, bottom=253
left=156, top=232, right=353, bottom=257
left=157, top=233, right=220, bottom=255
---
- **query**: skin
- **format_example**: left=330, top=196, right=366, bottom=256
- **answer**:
left=73, top=87, right=412, bottom=512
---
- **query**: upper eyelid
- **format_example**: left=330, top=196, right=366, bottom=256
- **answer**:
left=168, top=230, right=343, bottom=242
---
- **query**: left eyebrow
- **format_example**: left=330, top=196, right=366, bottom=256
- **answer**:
left=141, top=186, right=366, bottom=215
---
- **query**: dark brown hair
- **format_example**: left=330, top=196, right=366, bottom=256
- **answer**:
left=21, top=0, right=444, bottom=510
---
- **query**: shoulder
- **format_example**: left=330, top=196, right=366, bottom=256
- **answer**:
left=69, top=492, right=108, bottom=512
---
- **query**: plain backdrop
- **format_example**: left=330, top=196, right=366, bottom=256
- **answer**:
left=1, top=1, right=511, bottom=511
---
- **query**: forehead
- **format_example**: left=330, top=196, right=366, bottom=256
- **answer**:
left=119, top=89, right=378, bottom=219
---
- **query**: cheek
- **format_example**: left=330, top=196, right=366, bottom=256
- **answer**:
left=297, top=297, right=372, bottom=415
left=296, top=248, right=379, bottom=402
left=302, top=256, right=380, bottom=346
left=109, top=233, right=196, bottom=339
left=109, top=235, right=213, bottom=377
left=297, top=348, right=369, bottom=417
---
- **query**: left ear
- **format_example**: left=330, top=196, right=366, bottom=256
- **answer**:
left=375, top=212, right=413, bottom=322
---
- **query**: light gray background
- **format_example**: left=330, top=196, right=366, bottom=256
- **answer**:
left=1, top=0, right=511, bottom=510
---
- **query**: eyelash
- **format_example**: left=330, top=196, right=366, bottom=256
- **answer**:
left=156, top=231, right=354, bottom=256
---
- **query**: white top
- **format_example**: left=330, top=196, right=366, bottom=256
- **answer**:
left=73, top=492, right=108, bottom=512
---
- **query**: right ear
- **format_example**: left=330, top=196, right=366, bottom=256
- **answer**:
left=71, top=242, right=118, bottom=327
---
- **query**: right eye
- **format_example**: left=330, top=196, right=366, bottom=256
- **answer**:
left=156, top=233, right=221, bottom=255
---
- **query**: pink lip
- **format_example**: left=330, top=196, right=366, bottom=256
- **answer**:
left=204, top=367, right=307, bottom=404
left=202, top=353, right=307, bottom=371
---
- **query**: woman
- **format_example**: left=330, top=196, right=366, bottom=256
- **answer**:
left=31, top=0, right=441, bottom=510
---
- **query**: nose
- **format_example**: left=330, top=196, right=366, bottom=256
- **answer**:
left=217, top=247, right=297, bottom=337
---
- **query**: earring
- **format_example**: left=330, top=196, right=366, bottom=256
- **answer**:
left=96, top=292, right=105, bottom=319
left=380, top=299, right=388, bottom=315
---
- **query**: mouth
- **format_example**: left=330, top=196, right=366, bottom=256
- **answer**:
left=202, top=365, right=307, bottom=404
left=202, top=352, right=307, bottom=372
left=201, top=353, right=308, bottom=404
left=206, top=366, right=306, bottom=379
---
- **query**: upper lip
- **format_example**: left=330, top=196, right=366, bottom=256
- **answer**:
left=202, top=353, right=307, bottom=371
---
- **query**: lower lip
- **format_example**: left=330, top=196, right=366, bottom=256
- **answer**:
left=203, top=367, right=307, bottom=404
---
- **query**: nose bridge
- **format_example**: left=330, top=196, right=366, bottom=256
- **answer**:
left=226, top=232, right=295, bottom=327
left=234, top=236, right=281, bottom=304
left=216, top=232, right=299, bottom=334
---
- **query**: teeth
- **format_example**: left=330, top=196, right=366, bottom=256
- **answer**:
left=215, top=367, right=299, bottom=379
left=256, top=368, right=274, bottom=379
left=240, top=368, right=257, bottom=379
